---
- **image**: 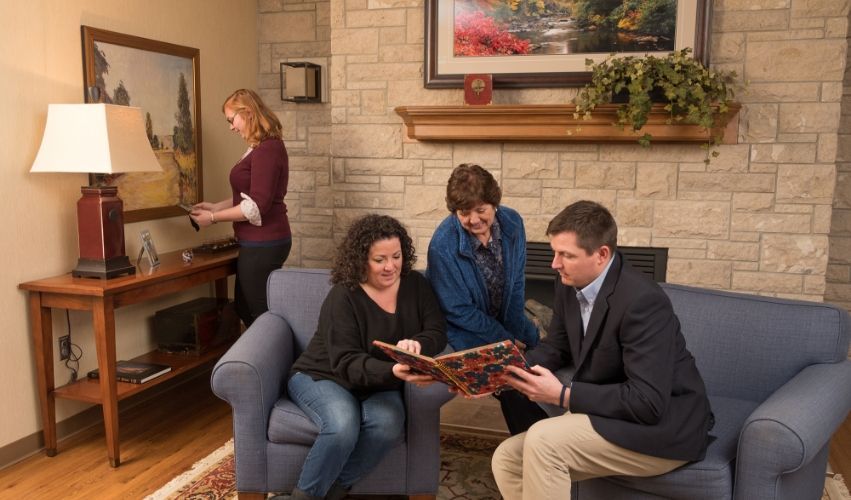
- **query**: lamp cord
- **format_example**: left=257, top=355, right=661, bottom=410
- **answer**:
left=64, top=310, right=82, bottom=383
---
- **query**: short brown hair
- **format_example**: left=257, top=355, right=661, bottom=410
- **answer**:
left=331, top=214, right=416, bottom=289
left=222, top=89, right=282, bottom=146
left=445, top=164, right=502, bottom=212
left=547, top=200, right=618, bottom=255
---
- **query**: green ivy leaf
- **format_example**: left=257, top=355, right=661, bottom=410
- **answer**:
left=572, top=47, right=738, bottom=161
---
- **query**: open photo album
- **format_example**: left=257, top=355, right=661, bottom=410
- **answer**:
left=373, top=339, right=530, bottom=396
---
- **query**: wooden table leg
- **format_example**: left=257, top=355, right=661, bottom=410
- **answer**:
left=92, top=296, right=120, bottom=467
left=28, top=293, right=57, bottom=457
left=214, top=276, right=228, bottom=301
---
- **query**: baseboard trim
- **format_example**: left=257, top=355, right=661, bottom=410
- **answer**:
left=0, top=366, right=214, bottom=470
left=0, top=404, right=102, bottom=470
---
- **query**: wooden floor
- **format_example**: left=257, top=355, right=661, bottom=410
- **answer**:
left=831, top=412, right=851, bottom=477
left=0, top=373, right=848, bottom=499
left=0, top=372, right=233, bottom=499
left=441, top=395, right=509, bottom=436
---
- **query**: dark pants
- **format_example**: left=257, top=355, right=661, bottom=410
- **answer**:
left=235, top=240, right=291, bottom=327
left=494, top=389, right=549, bottom=435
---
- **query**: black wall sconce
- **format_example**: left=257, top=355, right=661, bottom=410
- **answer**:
left=280, top=62, right=321, bottom=103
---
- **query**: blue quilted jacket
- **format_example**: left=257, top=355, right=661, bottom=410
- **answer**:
left=426, top=206, right=539, bottom=351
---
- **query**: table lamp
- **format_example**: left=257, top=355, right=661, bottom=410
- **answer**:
left=30, top=103, right=163, bottom=279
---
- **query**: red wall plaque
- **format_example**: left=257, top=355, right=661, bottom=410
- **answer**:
left=464, top=74, right=493, bottom=106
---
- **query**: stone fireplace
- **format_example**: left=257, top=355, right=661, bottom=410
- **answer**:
left=257, top=0, right=851, bottom=314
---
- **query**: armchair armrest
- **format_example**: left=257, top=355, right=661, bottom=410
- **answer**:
left=211, top=311, right=293, bottom=410
left=403, top=382, right=455, bottom=494
left=210, top=311, right=294, bottom=491
left=734, top=361, right=851, bottom=499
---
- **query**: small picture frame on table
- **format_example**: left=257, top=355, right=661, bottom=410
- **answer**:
left=138, top=229, right=160, bottom=269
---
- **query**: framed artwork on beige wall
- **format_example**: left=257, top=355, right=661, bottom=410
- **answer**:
left=424, top=0, right=711, bottom=89
left=81, top=25, right=203, bottom=223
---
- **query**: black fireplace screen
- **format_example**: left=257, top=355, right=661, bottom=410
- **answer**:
left=524, top=242, right=668, bottom=308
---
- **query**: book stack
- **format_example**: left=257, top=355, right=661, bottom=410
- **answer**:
left=87, top=361, right=172, bottom=384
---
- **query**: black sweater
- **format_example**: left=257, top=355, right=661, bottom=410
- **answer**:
left=291, top=271, right=447, bottom=397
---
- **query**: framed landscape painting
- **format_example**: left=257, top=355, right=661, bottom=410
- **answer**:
left=425, top=0, right=710, bottom=88
left=81, top=26, right=203, bottom=223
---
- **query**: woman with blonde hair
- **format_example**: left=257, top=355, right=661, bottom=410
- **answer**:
left=191, top=89, right=291, bottom=326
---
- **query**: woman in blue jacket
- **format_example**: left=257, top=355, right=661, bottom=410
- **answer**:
left=427, top=163, right=540, bottom=434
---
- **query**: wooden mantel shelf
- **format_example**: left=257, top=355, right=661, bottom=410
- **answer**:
left=394, top=103, right=740, bottom=144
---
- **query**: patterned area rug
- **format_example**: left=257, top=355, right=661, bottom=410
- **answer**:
left=145, top=430, right=504, bottom=500
left=438, top=431, right=502, bottom=500
left=147, top=439, right=236, bottom=500
left=147, top=431, right=850, bottom=500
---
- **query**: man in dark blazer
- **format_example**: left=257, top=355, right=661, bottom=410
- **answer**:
left=492, top=200, right=713, bottom=500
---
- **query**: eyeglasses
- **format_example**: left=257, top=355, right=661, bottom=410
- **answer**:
left=226, top=112, right=239, bottom=125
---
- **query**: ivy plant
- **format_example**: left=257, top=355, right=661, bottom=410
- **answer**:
left=573, top=48, right=737, bottom=159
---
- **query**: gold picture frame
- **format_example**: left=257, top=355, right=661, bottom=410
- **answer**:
left=81, top=25, right=203, bottom=223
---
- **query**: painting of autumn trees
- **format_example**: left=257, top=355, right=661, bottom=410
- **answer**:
left=454, top=0, right=677, bottom=57
left=82, top=26, right=202, bottom=221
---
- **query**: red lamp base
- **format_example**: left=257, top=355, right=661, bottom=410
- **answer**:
left=72, top=186, right=135, bottom=279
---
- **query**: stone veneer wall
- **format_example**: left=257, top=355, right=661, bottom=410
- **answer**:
left=259, top=0, right=334, bottom=268
left=258, top=0, right=851, bottom=305
left=826, top=5, right=851, bottom=314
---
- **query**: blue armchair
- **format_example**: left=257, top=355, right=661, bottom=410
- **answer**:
left=566, top=283, right=851, bottom=500
left=211, top=268, right=453, bottom=500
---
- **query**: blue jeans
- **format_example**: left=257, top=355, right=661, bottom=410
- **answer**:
left=287, top=372, right=405, bottom=497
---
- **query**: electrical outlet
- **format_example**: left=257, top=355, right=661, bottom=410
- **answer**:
left=59, top=335, right=71, bottom=361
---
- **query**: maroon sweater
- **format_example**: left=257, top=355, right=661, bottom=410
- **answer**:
left=229, top=138, right=291, bottom=242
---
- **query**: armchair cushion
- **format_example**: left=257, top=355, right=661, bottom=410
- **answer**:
left=583, top=395, right=757, bottom=500
left=268, top=399, right=318, bottom=446
left=266, top=267, right=330, bottom=352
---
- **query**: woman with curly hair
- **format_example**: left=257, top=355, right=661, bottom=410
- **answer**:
left=283, top=214, right=447, bottom=500
left=190, top=89, right=291, bottom=327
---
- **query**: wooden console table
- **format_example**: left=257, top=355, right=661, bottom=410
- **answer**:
left=19, top=248, right=238, bottom=467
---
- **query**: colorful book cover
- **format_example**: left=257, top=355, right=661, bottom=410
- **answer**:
left=373, top=339, right=529, bottom=396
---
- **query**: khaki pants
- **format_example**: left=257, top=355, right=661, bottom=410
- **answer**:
left=491, top=413, right=686, bottom=500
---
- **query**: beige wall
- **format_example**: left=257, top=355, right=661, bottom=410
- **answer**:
left=0, top=0, right=257, bottom=450
left=257, top=0, right=849, bottom=303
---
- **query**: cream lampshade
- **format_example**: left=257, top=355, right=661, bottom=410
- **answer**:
left=30, top=103, right=162, bottom=278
